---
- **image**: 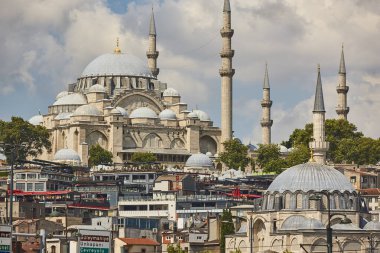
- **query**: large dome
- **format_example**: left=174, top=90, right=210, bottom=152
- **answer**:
left=29, top=115, right=43, bottom=125
left=185, top=153, right=213, bottom=168
left=81, top=53, right=153, bottom=78
left=266, top=162, right=355, bottom=193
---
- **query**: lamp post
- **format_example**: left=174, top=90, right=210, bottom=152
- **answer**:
left=309, top=191, right=332, bottom=253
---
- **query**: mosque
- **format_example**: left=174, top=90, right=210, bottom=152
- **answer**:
left=28, top=4, right=234, bottom=166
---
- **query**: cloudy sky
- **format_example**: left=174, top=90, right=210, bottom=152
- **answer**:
left=1, top=0, right=379, bottom=144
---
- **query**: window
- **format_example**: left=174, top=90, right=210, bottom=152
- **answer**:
left=51, top=245, right=56, bottom=253
left=350, top=176, right=356, bottom=183
left=35, top=183, right=44, bottom=191
left=141, top=249, right=146, bottom=253
left=15, top=183, right=25, bottom=191
left=27, top=183, right=33, bottom=191
left=27, top=174, right=36, bottom=179
left=16, top=174, right=26, bottom=180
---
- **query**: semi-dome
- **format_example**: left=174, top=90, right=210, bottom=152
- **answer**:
left=193, top=110, right=211, bottom=121
left=88, top=84, right=106, bottom=93
left=187, top=112, right=198, bottom=119
left=73, top=105, right=102, bottom=117
left=56, top=91, right=70, bottom=100
left=266, top=162, right=355, bottom=193
left=81, top=53, right=153, bottom=78
left=129, top=107, right=157, bottom=119
left=54, top=112, right=73, bottom=120
left=53, top=93, right=87, bottom=106
left=280, top=215, right=324, bottom=231
left=163, top=88, right=180, bottom=97
left=29, top=115, right=43, bottom=125
left=159, top=109, right=177, bottom=120
left=54, top=149, right=81, bottom=162
left=185, top=153, right=213, bottom=168
left=364, top=221, right=380, bottom=230
left=115, top=107, right=128, bottom=117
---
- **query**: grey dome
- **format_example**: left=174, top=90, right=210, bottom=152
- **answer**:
left=159, top=109, right=177, bottom=120
left=130, top=107, right=157, bottom=119
left=29, top=115, right=43, bottom=125
left=279, top=145, right=289, bottom=153
left=53, top=93, right=87, bottom=106
left=111, top=108, right=122, bottom=115
left=193, top=110, right=211, bottom=121
left=332, top=223, right=362, bottom=230
left=187, top=111, right=198, bottom=119
left=115, top=107, right=128, bottom=117
left=54, top=112, right=72, bottom=120
left=185, top=153, right=213, bottom=168
left=88, top=84, right=106, bottom=93
left=81, top=53, right=152, bottom=77
left=73, top=105, right=102, bottom=117
left=266, top=162, right=355, bottom=193
left=163, top=88, right=180, bottom=97
left=280, top=215, right=324, bottom=230
left=54, top=149, right=81, bottom=162
left=364, top=221, right=380, bottom=230
left=55, top=91, right=70, bottom=100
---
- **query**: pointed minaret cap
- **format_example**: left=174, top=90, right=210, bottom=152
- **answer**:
left=149, top=7, right=156, bottom=36
left=223, top=0, right=231, bottom=12
left=263, top=63, right=270, bottom=89
left=313, top=64, right=325, bottom=112
left=114, top=38, right=121, bottom=54
left=339, top=43, right=346, bottom=74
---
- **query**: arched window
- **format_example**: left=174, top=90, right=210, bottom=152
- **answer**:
left=143, top=133, right=162, bottom=148
left=200, top=136, right=217, bottom=155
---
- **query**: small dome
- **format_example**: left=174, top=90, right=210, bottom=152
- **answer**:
left=159, top=109, right=177, bottom=120
left=29, top=115, right=43, bottom=125
left=280, top=215, right=324, bottom=231
left=73, top=105, right=102, bottom=117
left=54, top=149, right=81, bottom=162
left=115, top=107, right=128, bottom=117
left=193, top=110, right=211, bottom=121
left=81, top=53, right=152, bottom=77
left=111, top=108, right=122, bottom=115
left=56, top=91, right=70, bottom=100
left=53, top=93, right=87, bottom=106
left=206, top=152, right=212, bottom=157
left=88, top=84, right=106, bottom=93
left=364, top=221, right=380, bottom=230
left=163, top=88, right=180, bottom=97
left=279, top=145, right=289, bottom=153
left=185, top=153, right=213, bottom=168
left=130, top=107, right=157, bottom=119
left=54, top=112, right=73, bottom=120
left=187, top=112, right=198, bottom=119
left=266, top=162, right=355, bottom=193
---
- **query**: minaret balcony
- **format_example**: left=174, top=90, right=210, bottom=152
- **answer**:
left=309, top=141, right=329, bottom=151
left=150, top=68, right=159, bottom=77
left=220, top=49, right=235, bottom=58
left=219, top=68, right=235, bottom=77
left=220, top=28, right=234, bottom=37
left=336, top=107, right=349, bottom=115
left=260, top=120, right=273, bottom=127
left=146, top=51, right=159, bottom=58
left=336, top=86, right=349, bottom=93
left=261, top=100, right=272, bottom=107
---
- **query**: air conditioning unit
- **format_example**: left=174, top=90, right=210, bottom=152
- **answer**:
left=152, top=228, right=158, bottom=233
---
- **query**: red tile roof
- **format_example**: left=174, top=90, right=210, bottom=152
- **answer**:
left=117, top=238, right=160, bottom=246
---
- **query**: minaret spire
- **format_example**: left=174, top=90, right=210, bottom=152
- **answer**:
left=220, top=0, right=235, bottom=149
left=309, top=65, right=329, bottom=164
left=261, top=63, right=273, bottom=145
left=146, top=7, right=159, bottom=77
left=336, top=44, right=349, bottom=120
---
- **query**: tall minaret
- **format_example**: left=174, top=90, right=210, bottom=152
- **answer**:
left=261, top=64, right=273, bottom=145
left=309, top=65, right=329, bottom=164
left=336, top=45, right=349, bottom=120
left=146, top=8, right=159, bottom=77
left=220, top=0, right=235, bottom=147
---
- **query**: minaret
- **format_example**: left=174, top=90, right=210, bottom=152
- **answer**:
left=309, top=65, right=329, bottom=164
left=220, top=0, right=235, bottom=147
left=336, top=45, right=349, bottom=120
left=146, top=8, right=159, bottom=77
left=261, top=64, right=273, bottom=145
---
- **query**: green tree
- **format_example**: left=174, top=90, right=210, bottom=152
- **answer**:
left=88, top=144, right=113, bottom=166
left=220, top=209, right=234, bottom=253
left=0, top=117, right=51, bottom=162
left=285, top=145, right=310, bottom=167
left=219, top=139, right=249, bottom=170
left=256, top=144, right=281, bottom=168
left=265, top=158, right=288, bottom=174
left=131, top=152, right=157, bottom=163
left=167, top=244, right=186, bottom=253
